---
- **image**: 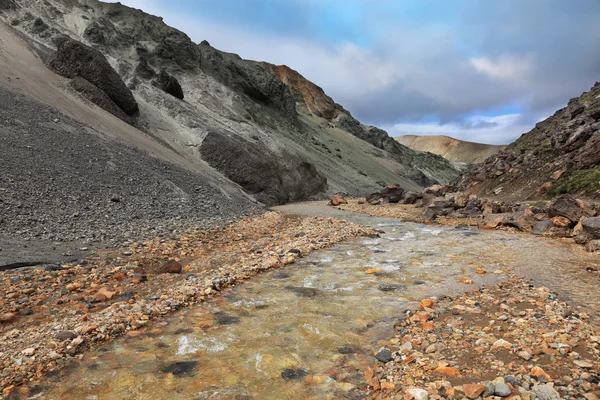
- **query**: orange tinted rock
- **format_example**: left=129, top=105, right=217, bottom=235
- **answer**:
left=463, top=384, right=486, bottom=399
left=459, top=277, right=474, bottom=284
left=531, top=366, right=552, bottom=381
left=551, top=216, right=571, bottom=228
left=380, top=381, right=395, bottom=390
left=419, top=299, right=435, bottom=310
left=0, top=312, right=18, bottom=323
left=158, top=260, right=182, bottom=274
left=433, top=366, right=460, bottom=377
left=476, top=268, right=487, bottom=274
left=328, top=193, right=348, bottom=206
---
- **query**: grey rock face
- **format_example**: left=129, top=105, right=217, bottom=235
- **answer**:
left=583, top=217, right=600, bottom=239
left=153, top=70, right=184, bottom=99
left=69, top=77, right=133, bottom=124
left=48, top=38, right=138, bottom=115
left=134, top=58, right=157, bottom=80
left=547, top=194, right=594, bottom=223
left=200, top=130, right=327, bottom=205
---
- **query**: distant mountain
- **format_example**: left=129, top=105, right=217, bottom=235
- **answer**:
left=395, top=135, right=506, bottom=165
left=459, top=82, right=600, bottom=200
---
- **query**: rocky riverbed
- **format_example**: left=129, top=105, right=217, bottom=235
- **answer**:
left=0, top=211, right=376, bottom=395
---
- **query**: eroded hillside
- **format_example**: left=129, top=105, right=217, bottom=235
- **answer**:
left=396, top=135, right=506, bottom=165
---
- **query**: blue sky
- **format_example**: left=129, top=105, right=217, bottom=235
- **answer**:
left=119, top=0, right=600, bottom=144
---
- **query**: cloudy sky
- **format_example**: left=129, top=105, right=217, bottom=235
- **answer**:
left=119, top=0, right=600, bottom=144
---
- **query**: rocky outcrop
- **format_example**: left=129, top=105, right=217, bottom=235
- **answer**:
left=69, top=77, right=133, bottom=123
left=134, top=58, right=156, bottom=80
left=153, top=70, right=184, bottom=99
left=460, top=82, right=600, bottom=200
left=48, top=38, right=139, bottom=116
left=200, top=131, right=327, bottom=205
left=547, top=194, right=594, bottom=224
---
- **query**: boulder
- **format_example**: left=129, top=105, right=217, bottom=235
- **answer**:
left=422, top=198, right=455, bottom=222
left=585, top=240, right=600, bottom=253
left=158, top=260, right=182, bottom=274
left=480, top=213, right=510, bottom=229
left=153, top=70, right=184, bottom=99
left=328, top=193, right=348, bottom=206
left=402, top=191, right=423, bottom=205
left=582, top=217, right=600, bottom=239
left=200, top=130, right=326, bottom=205
left=69, top=77, right=133, bottom=123
left=503, top=209, right=536, bottom=232
left=48, top=38, right=138, bottom=115
left=424, top=184, right=444, bottom=197
left=366, top=193, right=382, bottom=205
left=533, top=220, right=554, bottom=236
left=380, top=184, right=405, bottom=203
left=547, top=194, right=594, bottom=223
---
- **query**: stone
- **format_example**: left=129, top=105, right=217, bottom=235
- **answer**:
left=380, top=381, right=395, bottom=390
left=531, top=366, right=552, bottom=381
left=366, top=192, right=382, bottom=205
left=328, top=193, right=348, bottom=206
left=134, top=57, right=157, bottom=79
left=380, top=184, right=405, bottom=203
left=406, top=388, right=429, bottom=400
left=402, top=191, right=423, bottom=205
left=463, top=384, right=486, bottom=399
left=433, top=366, right=460, bottom=377
left=375, top=348, right=393, bottom=363
left=419, top=299, right=435, bottom=310
left=160, top=361, right=199, bottom=377
left=0, top=312, right=17, bottom=323
left=533, top=220, right=554, bottom=235
left=547, top=194, right=594, bottom=223
left=550, top=216, right=571, bottom=228
left=424, top=184, right=444, bottom=197
left=491, top=339, right=512, bottom=351
left=518, top=350, right=532, bottom=360
left=422, top=198, right=455, bottom=222
left=48, top=38, right=138, bottom=115
left=21, top=348, right=35, bottom=356
left=494, top=382, right=511, bottom=397
left=55, top=331, right=77, bottom=341
left=281, top=368, right=307, bottom=380
left=582, top=217, right=600, bottom=239
left=532, top=384, right=560, bottom=400
left=158, top=260, right=182, bottom=274
left=480, top=213, right=509, bottom=229
left=573, top=360, right=594, bottom=368
left=585, top=240, right=600, bottom=252
left=152, top=70, right=184, bottom=99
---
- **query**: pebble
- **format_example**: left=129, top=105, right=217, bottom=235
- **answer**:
left=494, top=381, right=511, bottom=397
left=532, top=384, right=561, bottom=400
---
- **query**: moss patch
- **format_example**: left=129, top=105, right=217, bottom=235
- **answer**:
left=548, top=168, right=600, bottom=197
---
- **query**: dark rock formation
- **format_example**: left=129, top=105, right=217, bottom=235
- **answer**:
left=380, top=184, right=405, bottom=203
left=0, top=0, right=15, bottom=10
left=48, top=38, right=138, bottom=115
left=134, top=58, right=157, bottom=80
left=69, top=77, right=133, bottom=123
left=547, top=194, right=594, bottom=223
left=153, top=70, right=184, bottom=99
left=200, top=131, right=327, bottom=205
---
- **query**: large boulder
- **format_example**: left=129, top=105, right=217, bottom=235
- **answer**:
left=582, top=217, right=600, bottom=239
left=153, top=70, right=184, bottom=99
left=48, top=38, right=138, bottom=115
left=547, top=194, right=595, bottom=223
left=380, top=184, right=405, bottom=203
left=402, top=191, right=423, bottom=205
left=422, top=198, right=455, bottom=222
left=69, top=77, right=132, bottom=123
left=366, top=193, right=382, bottom=205
left=200, top=130, right=326, bottom=205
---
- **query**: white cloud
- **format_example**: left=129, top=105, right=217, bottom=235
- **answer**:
left=469, top=55, right=533, bottom=82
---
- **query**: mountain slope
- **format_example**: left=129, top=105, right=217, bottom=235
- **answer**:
left=0, top=0, right=460, bottom=212
left=459, top=82, right=600, bottom=200
left=395, top=135, right=506, bottom=164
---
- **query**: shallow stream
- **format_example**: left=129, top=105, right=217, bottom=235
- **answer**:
left=23, top=203, right=600, bottom=399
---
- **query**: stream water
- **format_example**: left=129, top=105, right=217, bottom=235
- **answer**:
left=20, top=204, right=600, bottom=399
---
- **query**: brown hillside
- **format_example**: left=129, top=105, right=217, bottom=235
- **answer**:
left=395, top=135, right=506, bottom=164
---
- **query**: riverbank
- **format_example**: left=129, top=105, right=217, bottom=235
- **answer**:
left=364, top=278, right=600, bottom=399
left=0, top=211, right=377, bottom=395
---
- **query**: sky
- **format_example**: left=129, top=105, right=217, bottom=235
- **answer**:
left=118, top=0, right=600, bottom=145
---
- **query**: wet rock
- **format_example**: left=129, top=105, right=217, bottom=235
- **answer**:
left=338, top=344, right=360, bottom=354
left=48, top=38, right=138, bottom=115
left=422, top=198, right=455, bottom=222
left=281, top=368, right=307, bottom=380
left=377, top=284, right=407, bottom=292
left=159, top=361, right=199, bottom=377
left=284, top=286, right=324, bottom=298
left=152, top=70, right=184, bottom=99
left=213, top=312, right=240, bottom=325
left=273, top=272, right=290, bottom=279
left=375, top=348, right=393, bottom=363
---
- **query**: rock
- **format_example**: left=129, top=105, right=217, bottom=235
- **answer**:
left=406, top=388, right=429, bottom=400
left=380, top=184, right=405, bottom=203
left=0, top=312, right=17, bottom=323
left=95, top=287, right=115, bottom=302
left=573, top=360, right=594, bottom=368
left=585, top=240, right=600, bottom=252
left=533, top=220, right=554, bottom=235
left=419, top=299, right=435, bottom=310
left=284, top=286, right=324, bottom=298
left=494, top=382, right=511, bottom=397
left=582, top=217, right=600, bottom=239
left=377, top=284, right=407, bottom=292
left=463, top=383, right=486, bottom=399
left=547, top=194, right=594, bottom=223
left=48, top=38, right=138, bottom=115
left=375, top=348, right=393, bottom=363
left=328, top=193, right=348, bottom=206
left=55, top=331, right=77, bottom=341
left=491, top=339, right=512, bottom=351
left=160, top=361, right=199, bottom=377
left=480, top=213, right=509, bottom=229
left=422, top=198, right=455, bottom=222
left=433, top=366, right=460, bottom=377
left=532, top=384, right=561, bottom=400
left=366, top=192, right=382, bottom=205
left=518, top=350, right=533, bottom=360
left=402, top=191, right=423, bottom=205
left=531, top=366, right=552, bottom=381
left=152, top=70, right=184, bottom=99
left=69, top=77, right=133, bottom=123
left=134, top=57, right=156, bottom=79
left=21, top=348, right=35, bottom=356
left=424, top=184, right=444, bottom=197
left=158, top=260, right=182, bottom=274
left=200, top=130, right=327, bottom=205
left=281, top=368, right=307, bottom=380
left=550, top=216, right=571, bottom=228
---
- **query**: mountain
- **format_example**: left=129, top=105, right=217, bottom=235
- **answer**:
left=395, top=135, right=506, bottom=165
left=459, top=82, right=600, bottom=200
left=0, top=0, right=460, bottom=217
